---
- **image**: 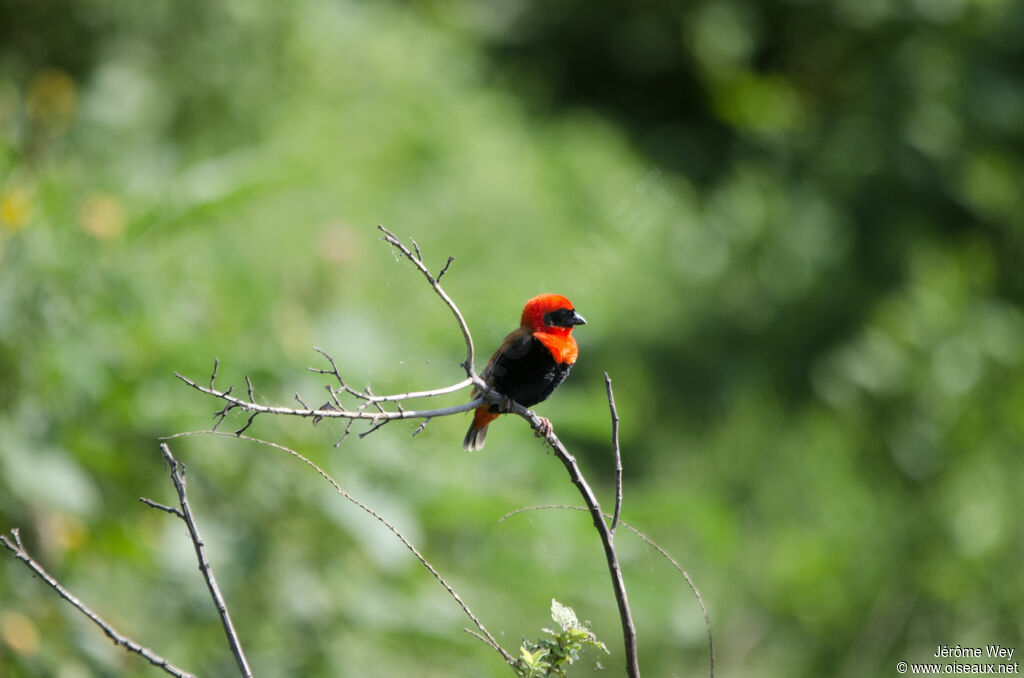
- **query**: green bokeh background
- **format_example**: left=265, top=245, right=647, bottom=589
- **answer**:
left=2, top=1, right=1023, bottom=676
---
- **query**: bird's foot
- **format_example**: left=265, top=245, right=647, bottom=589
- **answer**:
left=534, top=417, right=552, bottom=439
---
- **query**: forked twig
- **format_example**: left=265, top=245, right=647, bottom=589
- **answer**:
left=174, top=368, right=485, bottom=425
left=309, top=345, right=473, bottom=403
left=376, top=225, right=478, bottom=382
left=145, top=443, right=253, bottom=678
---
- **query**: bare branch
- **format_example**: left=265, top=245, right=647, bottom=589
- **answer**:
left=309, top=346, right=348, bottom=391
left=180, top=230, right=489, bottom=439
left=499, top=401, right=641, bottom=677
left=1, top=528, right=197, bottom=678
left=156, top=443, right=253, bottom=678
left=436, top=255, right=455, bottom=283
left=162, top=430, right=517, bottom=668
left=463, top=628, right=499, bottom=651
left=175, top=369, right=484, bottom=427
left=499, top=505, right=715, bottom=678
left=412, top=417, right=431, bottom=437
left=211, top=385, right=237, bottom=432
left=605, top=373, right=623, bottom=535
left=365, top=377, right=474, bottom=403
left=309, top=348, right=473, bottom=404
left=377, top=225, right=478, bottom=381
left=336, top=417, right=356, bottom=447
left=235, top=411, right=258, bottom=436
left=323, top=384, right=343, bottom=411
left=364, top=386, right=387, bottom=414
left=139, top=497, right=184, bottom=519
left=358, top=417, right=391, bottom=438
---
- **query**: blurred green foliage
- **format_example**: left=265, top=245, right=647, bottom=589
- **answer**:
left=2, top=0, right=1023, bottom=676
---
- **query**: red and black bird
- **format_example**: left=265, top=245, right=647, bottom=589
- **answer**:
left=463, top=294, right=586, bottom=451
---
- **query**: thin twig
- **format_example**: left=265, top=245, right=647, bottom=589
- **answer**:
left=0, top=529, right=197, bottom=678
left=307, top=360, right=471, bottom=404
left=436, top=255, right=455, bottom=283
left=139, top=497, right=184, bottom=519
left=156, top=443, right=253, bottom=678
left=161, top=430, right=517, bottom=668
left=235, top=411, right=258, bottom=436
left=211, top=385, right=236, bottom=432
left=377, top=225, right=477, bottom=382
left=605, top=373, right=623, bottom=536
left=309, top=346, right=355, bottom=397
left=365, top=386, right=387, bottom=415
left=337, top=418, right=356, bottom=447
left=175, top=369, right=484, bottom=425
left=323, top=384, right=344, bottom=411
left=307, top=352, right=470, bottom=407
left=412, top=417, right=431, bottom=437
left=499, top=505, right=715, bottom=678
left=463, top=628, right=498, bottom=651
left=361, top=378, right=473, bottom=403
left=358, top=417, right=391, bottom=438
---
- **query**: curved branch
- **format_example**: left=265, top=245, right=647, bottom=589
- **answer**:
left=377, top=225, right=479, bottom=381
left=1, top=529, right=197, bottom=678
left=361, top=378, right=474, bottom=402
left=604, top=373, right=623, bottom=535
left=308, top=347, right=473, bottom=403
left=174, top=369, right=484, bottom=424
left=163, top=429, right=517, bottom=668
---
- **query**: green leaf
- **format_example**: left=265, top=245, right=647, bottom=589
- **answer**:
left=550, top=598, right=580, bottom=632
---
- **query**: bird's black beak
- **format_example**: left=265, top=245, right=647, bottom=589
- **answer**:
left=570, top=311, right=587, bottom=326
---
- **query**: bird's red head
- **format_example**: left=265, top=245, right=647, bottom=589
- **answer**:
left=521, top=294, right=587, bottom=334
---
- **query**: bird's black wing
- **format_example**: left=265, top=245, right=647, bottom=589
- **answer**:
left=485, top=329, right=571, bottom=408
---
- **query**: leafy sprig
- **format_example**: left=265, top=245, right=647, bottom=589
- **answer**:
left=515, top=599, right=609, bottom=678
